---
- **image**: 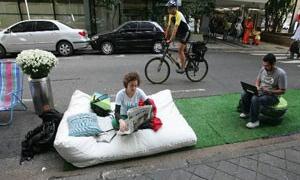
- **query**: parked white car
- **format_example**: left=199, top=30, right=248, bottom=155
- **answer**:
left=0, top=19, right=90, bottom=58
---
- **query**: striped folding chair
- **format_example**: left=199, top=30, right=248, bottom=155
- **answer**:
left=0, top=60, right=27, bottom=126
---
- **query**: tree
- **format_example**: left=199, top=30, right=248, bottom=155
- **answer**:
left=265, top=0, right=295, bottom=32
left=181, top=0, right=215, bottom=33
left=96, top=0, right=121, bottom=29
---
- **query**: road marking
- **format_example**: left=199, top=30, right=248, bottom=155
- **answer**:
left=171, top=89, right=206, bottom=93
left=276, top=57, right=287, bottom=60
left=279, top=60, right=300, bottom=64
left=115, top=54, right=125, bottom=58
left=251, top=53, right=287, bottom=56
left=23, top=99, right=32, bottom=102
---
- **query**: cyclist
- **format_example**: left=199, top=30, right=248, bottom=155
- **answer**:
left=165, top=0, right=191, bottom=74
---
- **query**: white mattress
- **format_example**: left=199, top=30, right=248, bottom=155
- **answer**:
left=54, top=89, right=197, bottom=167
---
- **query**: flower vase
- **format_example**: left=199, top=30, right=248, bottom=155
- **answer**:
left=28, top=76, right=54, bottom=115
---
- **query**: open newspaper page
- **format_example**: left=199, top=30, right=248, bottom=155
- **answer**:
left=117, top=105, right=152, bottom=135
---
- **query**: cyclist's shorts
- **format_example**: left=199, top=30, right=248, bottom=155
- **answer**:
left=176, top=30, right=191, bottom=44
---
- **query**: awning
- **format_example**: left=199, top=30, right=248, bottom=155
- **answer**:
left=216, top=0, right=268, bottom=9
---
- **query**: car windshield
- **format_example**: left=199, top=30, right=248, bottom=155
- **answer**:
left=114, top=23, right=127, bottom=32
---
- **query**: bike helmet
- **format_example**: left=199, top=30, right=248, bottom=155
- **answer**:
left=166, top=0, right=177, bottom=7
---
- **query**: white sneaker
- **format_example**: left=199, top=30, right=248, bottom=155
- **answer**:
left=239, top=113, right=249, bottom=119
left=246, top=121, right=260, bottom=128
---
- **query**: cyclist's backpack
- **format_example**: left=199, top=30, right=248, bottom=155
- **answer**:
left=192, top=41, right=207, bottom=61
left=90, top=93, right=112, bottom=117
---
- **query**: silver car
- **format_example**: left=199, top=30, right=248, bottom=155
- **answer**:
left=0, top=19, right=90, bottom=58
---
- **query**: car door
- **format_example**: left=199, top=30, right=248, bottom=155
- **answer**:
left=33, top=21, right=59, bottom=51
left=2, top=21, right=35, bottom=52
left=135, top=22, right=156, bottom=50
left=114, top=22, right=138, bottom=50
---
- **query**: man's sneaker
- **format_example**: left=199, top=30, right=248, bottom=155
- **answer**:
left=246, top=121, right=260, bottom=128
left=239, top=113, right=249, bottom=119
left=176, top=68, right=185, bottom=74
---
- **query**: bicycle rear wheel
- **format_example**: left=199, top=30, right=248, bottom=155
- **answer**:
left=145, top=57, right=170, bottom=84
left=185, top=59, right=208, bottom=82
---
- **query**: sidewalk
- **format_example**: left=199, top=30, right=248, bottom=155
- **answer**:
left=50, top=133, right=300, bottom=180
left=189, top=34, right=289, bottom=53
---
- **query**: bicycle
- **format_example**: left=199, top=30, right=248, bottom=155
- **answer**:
left=145, top=40, right=208, bottom=84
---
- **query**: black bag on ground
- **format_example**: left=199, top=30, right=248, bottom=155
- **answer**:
left=20, top=109, right=63, bottom=164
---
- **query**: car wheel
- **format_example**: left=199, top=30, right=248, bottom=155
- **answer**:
left=57, top=41, right=73, bottom=56
left=153, top=41, right=163, bottom=53
left=0, top=45, right=6, bottom=59
left=101, top=42, right=114, bottom=55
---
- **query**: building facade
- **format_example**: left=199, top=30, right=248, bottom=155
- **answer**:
left=2, top=0, right=279, bottom=35
left=0, top=0, right=167, bottom=35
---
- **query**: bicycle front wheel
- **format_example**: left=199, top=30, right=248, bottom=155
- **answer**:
left=145, top=57, right=170, bottom=84
left=186, top=59, right=208, bottom=82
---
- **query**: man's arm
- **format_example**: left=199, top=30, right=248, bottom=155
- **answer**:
left=269, top=88, right=285, bottom=96
left=255, top=78, right=260, bottom=90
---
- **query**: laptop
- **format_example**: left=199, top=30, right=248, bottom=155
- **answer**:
left=240, top=81, right=262, bottom=96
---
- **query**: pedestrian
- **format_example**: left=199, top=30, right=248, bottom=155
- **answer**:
left=289, top=40, right=300, bottom=59
left=239, top=53, right=287, bottom=128
left=242, top=16, right=254, bottom=44
left=164, top=0, right=191, bottom=74
left=252, top=27, right=261, bottom=45
left=235, top=18, right=243, bottom=41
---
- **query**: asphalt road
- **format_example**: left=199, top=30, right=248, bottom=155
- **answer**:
left=19, top=49, right=300, bottom=112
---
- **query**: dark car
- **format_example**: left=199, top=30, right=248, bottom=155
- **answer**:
left=90, top=21, right=164, bottom=55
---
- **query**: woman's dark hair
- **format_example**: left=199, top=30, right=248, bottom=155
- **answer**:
left=123, top=72, right=140, bottom=88
left=263, top=53, right=276, bottom=65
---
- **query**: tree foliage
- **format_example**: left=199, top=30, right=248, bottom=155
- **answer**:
left=181, top=0, right=215, bottom=19
left=96, top=0, right=120, bottom=9
left=265, top=0, right=295, bottom=32
left=95, top=0, right=121, bottom=29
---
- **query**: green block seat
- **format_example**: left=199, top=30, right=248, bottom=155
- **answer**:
left=260, top=97, right=288, bottom=124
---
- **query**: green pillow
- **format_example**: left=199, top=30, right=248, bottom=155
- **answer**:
left=67, top=113, right=102, bottom=137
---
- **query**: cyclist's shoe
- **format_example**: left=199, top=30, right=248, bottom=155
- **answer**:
left=176, top=68, right=185, bottom=74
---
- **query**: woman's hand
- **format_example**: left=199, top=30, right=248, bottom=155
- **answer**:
left=119, top=119, right=128, bottom=132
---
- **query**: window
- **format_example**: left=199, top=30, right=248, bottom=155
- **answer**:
left=139, top=22, right=154, bottom=31
left=36, top=21, right=59, bottom=31
left=10, top=21, right=35, bottom=33
left=121, top=22, right=137, bottom=31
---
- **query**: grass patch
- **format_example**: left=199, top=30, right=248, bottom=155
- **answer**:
left=175, top=89, right=300, bottom=148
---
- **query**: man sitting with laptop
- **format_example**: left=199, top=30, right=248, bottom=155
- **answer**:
left=240, top=53, right=287, bottom=128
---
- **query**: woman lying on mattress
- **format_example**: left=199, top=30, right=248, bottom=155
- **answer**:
left=112, top=72, right=152, bottom=132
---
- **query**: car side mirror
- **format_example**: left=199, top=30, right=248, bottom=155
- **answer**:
left=4, top=29, right=11, bottom=34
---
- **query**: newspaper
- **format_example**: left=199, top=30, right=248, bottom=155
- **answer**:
left=117, top=105, right=152, bottom=135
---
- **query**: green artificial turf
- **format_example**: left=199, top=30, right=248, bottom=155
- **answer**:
left=175, top=89, right=300, bottom=148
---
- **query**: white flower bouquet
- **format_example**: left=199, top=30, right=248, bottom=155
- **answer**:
left=16, top=49, right=58, bottom=79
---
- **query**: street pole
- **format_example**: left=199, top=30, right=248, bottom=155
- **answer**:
left=24, top=0, right=30, bottom=20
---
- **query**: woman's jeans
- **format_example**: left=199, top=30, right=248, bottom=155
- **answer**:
left=241, top=92, right=279, bottom=122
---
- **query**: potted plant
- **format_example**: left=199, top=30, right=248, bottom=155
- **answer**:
left=16, top=49, right=59, bottom=114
